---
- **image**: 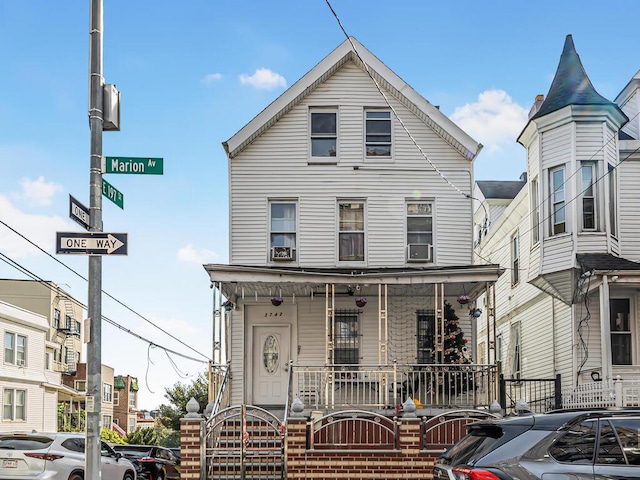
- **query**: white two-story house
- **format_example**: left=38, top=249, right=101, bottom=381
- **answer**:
left=474, top=34, right=640, bottom=408
left=205, top=37, right=503, bottom=414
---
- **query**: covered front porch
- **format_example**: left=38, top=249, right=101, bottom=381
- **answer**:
left=205, top=263, right=504, bottom=415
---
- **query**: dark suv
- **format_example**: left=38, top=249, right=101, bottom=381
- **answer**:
left=432, top=408, right=640, bottom=479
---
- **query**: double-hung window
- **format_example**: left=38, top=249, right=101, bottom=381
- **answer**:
left=581, top=162, right=597, bottom=230
left=54, top=309, right=60, bottom=328
left=4, top=332, right=26, bottom=366
left=129, top=391, right=136, bottom=408
left=511, top=233, right=520, bottom=285
left=3, top=389, right=25, bottom=421
left=103, top=383, right=113, bottom=403
left=510, top=323, right=521, bottom=379
left=531, top=178, right=540, bottom=244
left=338, top=202, right=365, bottom=262
left=610, top=298, right=632, bottom=365
left=269, top=202, right=296, bottom=261
left=608, top=164, right=617, bottom=237
left=406, top=202, right=433, bottom=262
left=365, top=110, right=391, bottom=157
left=333, top=310, right=360, bottom=365
left=551, top=166, right=566, bottom=235
left=65, top=315, right=72, bottom=330
left=310, top=109, right=337, bottom=160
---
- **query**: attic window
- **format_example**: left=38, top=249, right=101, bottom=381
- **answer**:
left=310, top=109, right=337, bottom=161
left=365, top=110, right=391, bottom=158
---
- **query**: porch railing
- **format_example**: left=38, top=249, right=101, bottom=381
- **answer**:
left=292, top=363, right=498, bottom=412
left=499, top=374, right=561, bottom=413
left=562, top=377, right=640, bottom=409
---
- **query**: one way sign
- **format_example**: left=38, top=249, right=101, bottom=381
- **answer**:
left=56, top=232, right=128, bottom=255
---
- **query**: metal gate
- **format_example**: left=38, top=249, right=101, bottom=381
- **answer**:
left=204, top=405, right=283, bottom=480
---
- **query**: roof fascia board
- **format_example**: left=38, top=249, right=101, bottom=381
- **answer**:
left=204, top=264, right=503, bottom=285
left=614, top=70, right=640, bottom=105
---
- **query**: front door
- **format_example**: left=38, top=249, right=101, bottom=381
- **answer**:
left=252, top=325, right=291, bottom=405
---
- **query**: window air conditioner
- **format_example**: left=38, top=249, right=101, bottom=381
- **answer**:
left=407, top=243, right=432, bottom=262
left=17, top=359, right=25, bottom=367
left=271, top=246, right=294, bottom=261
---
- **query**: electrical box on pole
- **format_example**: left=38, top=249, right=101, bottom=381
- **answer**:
left=103, top=84, right=120, bottom=131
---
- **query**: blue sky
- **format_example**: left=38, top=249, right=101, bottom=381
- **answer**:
left=1, top=0, right=638, bottom=409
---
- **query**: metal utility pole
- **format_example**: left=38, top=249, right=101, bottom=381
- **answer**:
left=87, top=0, right=104, bottom=478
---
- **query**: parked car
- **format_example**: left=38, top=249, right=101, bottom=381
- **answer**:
left=168, top=448, right=181, bottom=461
left=0, top=431, right=136, bottom=480
left=433, top=408, right=640, bottom=480
left=112, top=445, right=180, bottom=480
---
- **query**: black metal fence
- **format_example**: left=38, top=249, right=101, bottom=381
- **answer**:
left=499, top=374, right=561, bottom=414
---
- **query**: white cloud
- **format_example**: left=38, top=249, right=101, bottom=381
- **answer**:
left=15, top=176, right=62, bottom=207
left=177, top=244, right=219, bottom=264
left=239, top=68, right=287, bottom=90
left=202, top=73, right=223, bottom=85
left=0, top=194, right=71, bottom=258
left=450, top=90, right=528, bottom=153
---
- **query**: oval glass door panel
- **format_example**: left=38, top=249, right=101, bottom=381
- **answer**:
left=263, top=334, right=280, bottom=374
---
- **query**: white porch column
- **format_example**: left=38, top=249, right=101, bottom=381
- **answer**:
left=599, top=275, right=612, bottom=382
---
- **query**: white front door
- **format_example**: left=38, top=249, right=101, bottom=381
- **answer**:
left=252, top=325, right=291, bottom=405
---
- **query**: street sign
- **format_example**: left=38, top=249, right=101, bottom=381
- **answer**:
left=102, top=178, right=124, bottom=209
left=56, top=232, right=128, bottom=255
left=103, top=156, right=163, bottom=175
left=69, top=195, right=91, bottom=230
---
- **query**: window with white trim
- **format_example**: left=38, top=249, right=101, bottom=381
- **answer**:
left=129, top=417, right=136, bottom=432
left=102, top=415, right=112, bottom=428
left=310, top=109, right=337, bottom=160
left=54, top=308, right=60, bottom=328
left=608, top=163, right=617, bottom=237
left=511, top=233, right=519, bottom=286
left=3, top=389, right=25, bottom=421
left=103, top=383, right=113, bottom=403
left=269, top=201, right=296, bottom=261
left=510, top=323, right=521, bottom=379
left=4, top=332, right=26, bottom=366
left=610, top=298, right=632, bottom=365
left=406, top=202, right=433, bottom=262
left=129, top=391, right=136, bottom=408
left=581, top=162, right=597, bottom=230
left=113, top=391, right=119, bottom=406
left=338, top=201, right=365, bottom=262
left=550, top=166, right=566, bottom=235
left=531, top=178, right=540, bottom=244
left=365, top=110, right=391, bottom=158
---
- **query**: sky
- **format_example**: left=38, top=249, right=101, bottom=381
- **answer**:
left=1, top=0, right=638, bottom=410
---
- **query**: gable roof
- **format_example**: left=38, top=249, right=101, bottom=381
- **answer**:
left=223, top=37, right=482, bottom=161
left=476, top=180, right=525, bottom=200
left=531, top=35, right=623, bottom=120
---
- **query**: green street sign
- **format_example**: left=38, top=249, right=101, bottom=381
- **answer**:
left=102, top=178, right=124, bottom=209
left=103, top=156, right=163, bottom=175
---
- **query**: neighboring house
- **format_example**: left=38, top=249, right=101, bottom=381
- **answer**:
left=0, top=300, right=74, bottom=431
left=474, top=35, right=640, bottom=407
left=205, top=37, right=503, bottom=413
left=113, top=374, right=139, bottom=434
left=62, top=363, right=115, bottom=431
left=0, top=279, right=85, bottom=430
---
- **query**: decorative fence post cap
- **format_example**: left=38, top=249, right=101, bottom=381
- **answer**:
left=402, top=397, right=417, bottom=418
left=291, top=397, right=305, bottom=417
left=184, top=397, right=202, bottom=418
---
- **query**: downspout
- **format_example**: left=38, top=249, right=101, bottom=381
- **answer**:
left=552, top=297, right=556, bottom=375
left=599, top=275, right=612, bottom=382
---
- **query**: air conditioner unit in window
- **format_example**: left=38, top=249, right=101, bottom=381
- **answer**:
left=17, top=359, right=25, bottom=367
left=271, top=246, right=294, bottom=261
left=407, top=243, right=432, bottom=262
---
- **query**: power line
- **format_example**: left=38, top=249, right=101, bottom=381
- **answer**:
left=0, top=218, right=210, bottom=361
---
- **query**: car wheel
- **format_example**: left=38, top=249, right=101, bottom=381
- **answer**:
left=123, top=472, right=135, bottom=480
left=68, top=473, right=83, bottom=480
left=155, top=472, right=164, bottom=480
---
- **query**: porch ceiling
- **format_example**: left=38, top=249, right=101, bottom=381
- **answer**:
left=204, top=263, right=504, bottom=302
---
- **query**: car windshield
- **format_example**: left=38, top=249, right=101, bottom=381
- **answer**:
left=117, top=449, right=151, bottom=457
left=440, top=426, right=503, bottom=466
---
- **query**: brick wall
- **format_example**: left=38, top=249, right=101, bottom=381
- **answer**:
left=180, top=417, right=204, bottom=480
left=286, top=418, right=439, bottom=480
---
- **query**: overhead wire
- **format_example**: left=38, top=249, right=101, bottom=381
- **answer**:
left=0, top=217, right=210, bottom=361
left=0, top=250, right=209, bottom=365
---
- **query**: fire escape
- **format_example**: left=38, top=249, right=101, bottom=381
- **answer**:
left=57, top=296, right=80, bottom=375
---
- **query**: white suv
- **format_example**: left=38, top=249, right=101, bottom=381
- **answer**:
left=0, top=432, right=136, bottom=480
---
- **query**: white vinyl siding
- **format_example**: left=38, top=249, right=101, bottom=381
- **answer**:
left=229, top=62, right=473, bottom=268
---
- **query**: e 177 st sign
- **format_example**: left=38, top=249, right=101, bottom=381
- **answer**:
left=56, top=232, right=127, bottom=255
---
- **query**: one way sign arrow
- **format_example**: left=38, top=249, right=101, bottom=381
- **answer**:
left=56, top=232, right=128, bottom=255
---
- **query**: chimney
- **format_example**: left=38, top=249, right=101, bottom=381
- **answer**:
left=528, top=94, right=545, bottom=119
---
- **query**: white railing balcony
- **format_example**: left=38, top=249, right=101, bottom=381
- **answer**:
left=291, top=363, right=498, bottom=413
left=562, top=377, right=640, bottom=409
